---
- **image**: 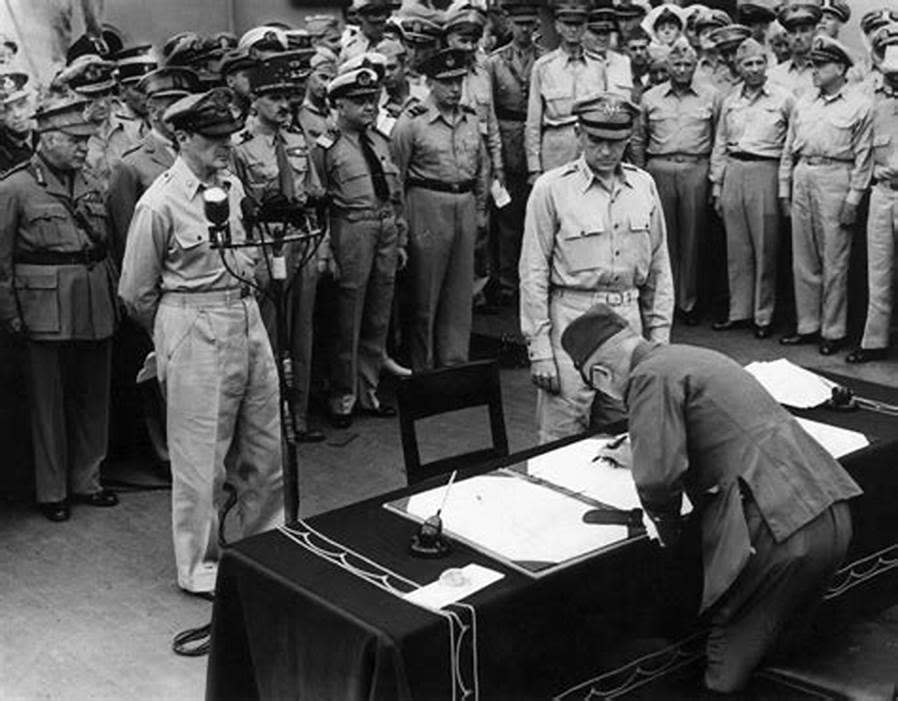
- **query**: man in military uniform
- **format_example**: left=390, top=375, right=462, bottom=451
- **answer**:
left=859, top=9, right=898, bottom=94
left=711, top=38, right=793, bottom=338
left=312, top=63, right=405, bottom=427
left=519, top=93, right=674, bottom=444
left=306, top=15, right=344, bottom=56
left=341, top=0, right=391, bottom=63
left=737, top=1, right=776, bottom=44
left=119, top=89, right=283, bottom=595
left=769, top=2, right=821, bottom=99
left=849, top=25, right=898, bottom=364
left=395, top=4, right=445, bottom=103
left=391, top=48, right=490, bottom=370
left=220, top=47, right=259, bottom=121
left=817, top=0, right=850, bottom=40
left=0, top=72, right=34, bottom=172
left=585, top=0, right=634, bottom=98
left=623, top=27, right=651, bottom=103
left=488, top=1, right=542, bottom=305
left=615, top=2, right=648, bottom=45
left=0, top=97, right=120, bottom=522
left=635, top=37, right=719, bottom=326
left=232, top=52, right=325, bottom=443
left=779, top=36, right=873, bottom=355
left=706, top=23, right=753, bottom=96
left=526, top=0, right=607, bottom=179
left=377, top=39, right=419, bottom=132
left=113, top=45, right=158, bottom=137
left=296, top=48, right=338, bottom=142
left=693, top=10, right=738, bottom=93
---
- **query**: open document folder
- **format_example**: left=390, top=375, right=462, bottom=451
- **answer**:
left=744, top=358, right=837, bottom=409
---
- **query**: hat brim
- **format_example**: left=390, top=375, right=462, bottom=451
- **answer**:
left=580, top=124, right=633, bottom=140
left=555, top=12, right=589, bottom=22
left=147, top=89, right=191, bottom=101
left=53, top=124, right=100, bottom=137
left=73, top=81, right=118, bottom=96
left=1, top=89, right=29, bottom=105
left=193, top=120, right=244, bottom=137
left=428, top=68, right=468, bottom=80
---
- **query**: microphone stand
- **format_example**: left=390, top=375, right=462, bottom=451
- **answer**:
left=206, top=199, right=324, bottom=523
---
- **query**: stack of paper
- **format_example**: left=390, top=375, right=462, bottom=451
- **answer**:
left=795, top=417, right=869, bottom=458
left=744, top=359, right=836, bottom=408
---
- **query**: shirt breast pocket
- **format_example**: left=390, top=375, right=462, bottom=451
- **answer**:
left=627, top=214, right=654, bottom=285
left=171, top=220, right=207, bottom=257
left=23, top=203, right=75, bottom=250
left=542, top=87, right=572, bottom=116
left=335, top=163, right=372, bottom=199
left=873, top=133, right=893, bottom=161
left=559, top=225, right=608, bottom=273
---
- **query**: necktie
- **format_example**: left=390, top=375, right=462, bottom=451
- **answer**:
left=360, top=131, right=390, bottom=202
left=274, top=134, right=296, bottom=200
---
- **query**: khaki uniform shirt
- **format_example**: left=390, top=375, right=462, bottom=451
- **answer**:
left=0, top=155, right=118, bottom=340
left=462, top=55, right=504, bottom=180
left=779, top=86, right=874, bottom=204
left=489, top=41, right=543, bottom=176
left=519, top=157, right=674, bottom=360
left=390, top=98, right=490, bottom=219
left=295, top=99, right=336, bottom=144
left=710, top=82, right=794, bottom=196
left=695, top=55, right=742, bottom=96
left=768, top=57, right=815, bottom=99
left=85, top=112, right=142, bottom=192
left=525, top=46, right=608, bottom=173
left=118, top=156, right=257, bottom=332
left=871, top=82, right=898, bottom=184
left=603, top=49, right=635, bottom=98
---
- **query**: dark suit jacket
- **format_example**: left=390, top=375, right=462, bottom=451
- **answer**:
left=626, top=342, right=862, bottom=612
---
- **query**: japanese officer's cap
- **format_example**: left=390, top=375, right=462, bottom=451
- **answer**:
left=561, top=304, right=629, bottom=371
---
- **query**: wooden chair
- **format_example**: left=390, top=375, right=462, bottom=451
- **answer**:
left=396, top=360, right=509, bottom=485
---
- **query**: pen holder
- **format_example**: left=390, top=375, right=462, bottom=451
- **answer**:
left=410, top=513, right=452, bottom=558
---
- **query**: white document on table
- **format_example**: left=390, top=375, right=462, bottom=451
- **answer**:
left=795, top=417, right=869, bottom=458
left=404, top=473, right=628, bottom=565
left=744, top=359, right=837, bottom=408
left=403, top=563, right=504, bottom=609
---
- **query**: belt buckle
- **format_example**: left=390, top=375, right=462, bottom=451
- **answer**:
left=450, top=183, right=461, bottom=193
left=606, top=291, right=624, bottom=306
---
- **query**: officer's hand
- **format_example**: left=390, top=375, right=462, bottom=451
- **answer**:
left=397, top=247, right=408, bottom=271
left=712, top=195, right=723, bottom=219
left=594, top=434, right=632, bottom=469
left=527, top=172, right=540, bottom=186
left=530, top=358, right=560, bottom=394
left=778, top=197, right=791, bottom=220
left=839, top=201, right=858, bottom=228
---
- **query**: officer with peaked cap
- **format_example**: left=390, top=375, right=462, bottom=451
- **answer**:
left=694, top=11, right=738, bottom=93
left=559, top=302, right=860, bottom=694
left=391, top=48, right=490, bottom=370
left=525, top=0, right=608, bottom=177
left=296, top=48, right=339, bottom=142
left=231, top=51, right=327, bottom=443
left=587, top=0, right=635, bottom=98
left=520, top=92, right=673, bottom=443
left=737, top=0, right=776, bottom=42
left=708, top=24, right=752, bottom=95
left=818, top=0, right=850, bottom=39
left=770, top=2, right=822, bottom=98
left=396, top=2, right=445, bottom=102
left=710, top=37, right=793, bottom=337
left=616, top=1, right=648, bottom=43
left=114, top=45, right=158, bottom=135
left=0, top=72, right=34, bottom=172
left=119, top=88, right=283, bottom=594
left=220, top=47, right=259, bottom=120
left=0, top=96, right=120, bottom=522
left=341, top=0, right=392, bottom=63
left=312, top=64, right=406, bottom=426
left=779, top=35, right=874, bottom=355
left=635, top=36, right=719, bottom=326
left=849, top=25, right=898, bottom=364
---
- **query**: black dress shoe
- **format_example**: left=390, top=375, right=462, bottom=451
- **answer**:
left=296, top=428, right=326, bottom=443
left=38, top=500, right=70, bottom=522
left=819, top=338, right=846, bottom=356
left=780, top=332, right=819, bottom=346
left=846, top=347, right=888, bottom=364
left=329, top=412, right=352, bottom=429
left=754, top=324, right=772, bottom=339
left=71, top=489, right=119, bottom=507
left=357, top=404, right=397, bottom=418
left=712, top=319, right=748, bottom=331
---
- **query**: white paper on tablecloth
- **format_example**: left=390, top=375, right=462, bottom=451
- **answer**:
left=744, top=359, right=837, bottom=408
left=402, top=564, right=504, bottom=609
left=795, top=417, right=869, bottom=458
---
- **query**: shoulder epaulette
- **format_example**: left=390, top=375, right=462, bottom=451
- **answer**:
left=0, top=159, right=30, bottom=181
left=406, top=103, right=429, bottom=118
left=316, top=131, right=337, bottom=149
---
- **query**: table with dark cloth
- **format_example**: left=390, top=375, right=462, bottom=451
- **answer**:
left=206, top=372, right=898, bottom=701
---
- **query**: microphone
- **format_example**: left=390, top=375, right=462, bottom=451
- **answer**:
left=203, top=186, right=230, bottom=247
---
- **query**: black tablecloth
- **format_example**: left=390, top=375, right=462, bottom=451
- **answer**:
left=207, top=373, right=898, bottom=701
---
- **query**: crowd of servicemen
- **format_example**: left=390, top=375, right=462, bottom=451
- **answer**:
left=0, top=0, right=897, bottom=595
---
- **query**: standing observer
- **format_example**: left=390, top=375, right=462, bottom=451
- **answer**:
left=119, top=89, right=283, bottom=595
left=0, top=97, right=120, bottom=522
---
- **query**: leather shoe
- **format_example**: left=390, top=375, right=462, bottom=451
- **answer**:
left=38, top=500, right=70, bottom=522
left=780, top=332, right=819, bottom=346
left=819, top=338, right=846, bottom=356
left=329, top=412, right=352, bottom=429
left=712, top=319, right=748, bottom=331
left=357, top=404, right=397, bottom=418
left=846, top=347, right=888, bottom=364
left=296, top=428, right=326, bottom=443
left=71, top=489, right=119, bottom=507
left=754, top=324, right=772, bottom=339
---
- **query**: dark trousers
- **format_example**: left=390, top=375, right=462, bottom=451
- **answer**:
left=704, top=498, right=852, bottom=693
left=25, top=339, right=111, bottom=503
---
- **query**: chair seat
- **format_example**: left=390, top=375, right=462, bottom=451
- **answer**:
left=758, top=605, right=898, bottom=701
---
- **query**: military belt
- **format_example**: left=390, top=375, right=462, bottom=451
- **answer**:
left=551, top=287, right=638, bottom=307
left=800, top=155, right=852, bottom=166
left=161, top=285, right=252, bottom=306
left=331, top=206, right=396, bottom=222
left=495, top=106, right=527, bottom=122
left=15, top=247, right=107, bottom=266
left=728, top=151, right=780, bottom=162
left=874, top=177, right=898, bottom=191
left=647, top=153, right=709, bottom=163
left=406, top=178, right=476, bottom=194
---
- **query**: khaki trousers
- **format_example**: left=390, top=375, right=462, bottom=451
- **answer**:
left=26, top=339, right=110, bottom=503
left=646, top=157, right=709, bottom=314
left=537, top=289, right=643, bottom=444
left=860, top=184, right=898, bottom=349
left=328, top=215, right=398, bottom=414
left=155, top=294, right=283, bottom=593
left=791, top=161, right=852, bottom=340
left=721, top=159, right=781, bottom=326
left=406, top=187, right=476, bottom=371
